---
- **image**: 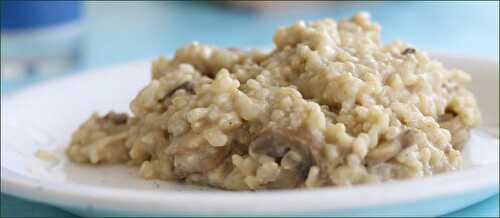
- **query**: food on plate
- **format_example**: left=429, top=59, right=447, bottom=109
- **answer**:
left=66, top=12, right=481, bottom=190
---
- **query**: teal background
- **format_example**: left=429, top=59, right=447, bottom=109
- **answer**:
left=1, top=1, right=499, bottom=217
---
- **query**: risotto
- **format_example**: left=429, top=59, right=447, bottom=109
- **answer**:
left=66, top=12, right=481, bottom=190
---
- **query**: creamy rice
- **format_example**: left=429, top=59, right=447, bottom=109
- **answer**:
left=66, top=12, right=480, bottom=190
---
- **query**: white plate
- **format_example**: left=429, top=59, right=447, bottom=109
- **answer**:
left=1, top=54, right=499, bottom=217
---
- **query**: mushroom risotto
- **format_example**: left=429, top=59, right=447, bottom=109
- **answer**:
left=66, top=12, right=481, bottom=190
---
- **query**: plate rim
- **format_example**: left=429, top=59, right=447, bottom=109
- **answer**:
left=1, top=162, right=498, bottom=213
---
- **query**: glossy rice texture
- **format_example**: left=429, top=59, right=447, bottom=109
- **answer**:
left=66, top=12, right=480, bottom=190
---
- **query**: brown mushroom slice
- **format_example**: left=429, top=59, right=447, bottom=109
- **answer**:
left=438, top=113, right=455, bottom=123
left=166, top=81, right=195, bottom=97
left=438, top=114, right=470, bottom=150
left=103, top=111, right=129, bottom=125
left=401, top=129, right=422, bottom=147
left=265, top=169, right=303, bottom=189
left=249, top=128, right=315, bottom=188
left=162, top=81, right=196, bottom=107
left=173, top=146, right=227, bottom=178
left=168, top=133, right=228, bottom=178
left=401, top=47, right=416, bottom=55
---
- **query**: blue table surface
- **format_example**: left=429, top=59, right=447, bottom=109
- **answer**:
left=1, top=1, right=498, bottom=217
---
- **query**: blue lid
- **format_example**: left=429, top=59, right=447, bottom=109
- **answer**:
left=1, top=1, right=81, bottom=31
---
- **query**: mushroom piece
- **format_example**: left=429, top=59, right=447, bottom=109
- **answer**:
left=366, top=129, right=420, bottom=164
left=438, top=113, right=455, bottom=123
left=249, top=128, right=315, bottom=184
left=162, top=81, right=195, bottom=107
left=438, top=114, right=470, bottom=150
left=173, top=146, right=227, bottom=178
left=401, top=47, right=416, bottom=55
left=168, top=133, right=228, bottom=178
left=167, top=81, right=195, bottom=98
left=103, top=111, right=129, bottom=125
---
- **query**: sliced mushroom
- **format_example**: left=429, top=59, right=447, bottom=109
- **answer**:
left=167, top=81, right=195, bottom=97
left=249, top=128, right=315, bottom=186
left=401, top=129, right=421, bottom=148
left=401, top=48, right=416, bottom=55
left=169, top=133, right=228, bottom=178
left=438, top=113, right=454, bottom=122
left=103, top=112, right=128, bottom=125
left=438, top=115, right=470, bottom=150
left=438, top=107, right=458, bottom=123
left=162, top=81, right=195, bottom=107
left=173, top=146, right=227, bottom=178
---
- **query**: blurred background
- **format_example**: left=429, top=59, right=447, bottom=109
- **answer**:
left=1, top=1, right=499, bottom=217
left=1, top=1, right=499, bottom=94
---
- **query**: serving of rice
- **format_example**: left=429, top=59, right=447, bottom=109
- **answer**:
left=66, top=12, right=480, bottom=190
